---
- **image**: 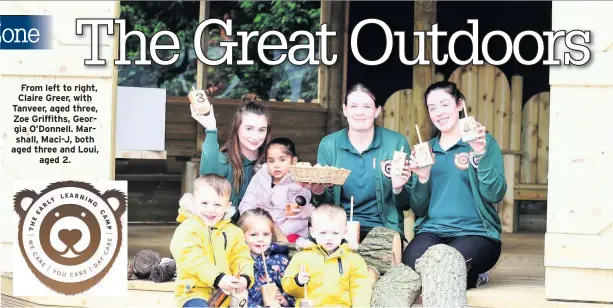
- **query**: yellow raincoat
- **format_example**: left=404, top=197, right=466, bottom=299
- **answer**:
left=169, top=194, right=254, bottom=307
left=281, top=240, right=373, bottom=307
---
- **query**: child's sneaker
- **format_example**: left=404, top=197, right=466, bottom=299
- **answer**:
left=476, top=271, right=490, bottom=286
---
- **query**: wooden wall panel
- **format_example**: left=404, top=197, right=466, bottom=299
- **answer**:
left=169, top=97, right=327, bottom=160
left=546, top=3, right=613, bottom=302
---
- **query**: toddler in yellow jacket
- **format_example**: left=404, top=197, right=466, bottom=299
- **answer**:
left=281, top=204, right=373, bottom=307
left=170, top=174, right=255, bottom=307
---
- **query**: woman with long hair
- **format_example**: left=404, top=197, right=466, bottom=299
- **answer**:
left=403, top=80, right=506, bottom=289
left=191, top=93, right=272, bottom=223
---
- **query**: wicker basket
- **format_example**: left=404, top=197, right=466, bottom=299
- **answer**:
left=289, top=164, right=351, bottom=185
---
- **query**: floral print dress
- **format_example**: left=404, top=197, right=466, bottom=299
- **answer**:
left=248, top=243, right=295, bottom=308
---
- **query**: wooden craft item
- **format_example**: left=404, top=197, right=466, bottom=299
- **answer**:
left=391, top=146, right=407, bottom=176
left=230, top=290, right=248, bottom=308
left=460, top=100, right=479, bottom=142
left=188, top=86, right=212, bottom=116
left=260, top=252, right=280, bottom=307
left=414, top=125, right=435, bottom=168
left=345, top=196, right=360, bottom=248
left=262, top=283, right=280, bottom=307
left=346, top=221, right=361, bottom=248
left=298, top=265, right=314, bottom=307
left=208, top=265, right=246, bottom=307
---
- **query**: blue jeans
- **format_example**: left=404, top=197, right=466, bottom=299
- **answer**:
left=183, top=298, right=209, bottom=307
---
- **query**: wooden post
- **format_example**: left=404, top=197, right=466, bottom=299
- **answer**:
left=500, top=153, right=519, bottom=233
left=411, top=1, right=436, bottom=146
left=546, top=2, right=613, bottom=303
left=509, top=75, right=524, bottom=152
left=493, top=69, right=512, bottom=151
left=341, top=0, right=350, bottom=109
left=181, top=158, right=200, bottom=194
left=318, top=0, right=330, bottom=110
left=196, top=0, right=210, bottom=157
left=326, top=1, right=346, bottom=133
left=521, top=94, right=540, bottom=184
left=477, top=64, right=495, bottom=133
left=536, top=92, right=550, bottom=184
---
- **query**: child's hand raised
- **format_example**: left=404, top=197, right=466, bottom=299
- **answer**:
left=297, top=271, right=310, bottom=285
left=218, top=275, right=239, bottom=292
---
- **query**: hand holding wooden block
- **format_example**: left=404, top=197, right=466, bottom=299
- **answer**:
left=345, top=196, right=360, bottom=249
left=261, top=283, right=280, bottom=307
left=298, top=265, right=314, bottom=307
left=459, top=100, right=479, bottom=142
left=391, top=146, right=407, bottom=176
left=414, top=125, right=435, bottom=168
left=188, top=86, right=211, bottom=116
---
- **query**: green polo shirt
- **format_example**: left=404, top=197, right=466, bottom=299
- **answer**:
left=312, top=125, right=413, bottom=238
left=200, top=129, right=256, bottom=222
left=417, top=138, right=489, bottom=238
left=338, top=129, right=384, bottom=230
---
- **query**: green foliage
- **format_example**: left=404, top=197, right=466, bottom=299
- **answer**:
left=118, top=0, right=320, bottom=101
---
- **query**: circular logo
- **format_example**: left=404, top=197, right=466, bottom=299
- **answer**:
left=454, top=152, right=470, bottom=170
left=380, top=160, right=392, bottom=178
left=13, top=181, right=126, bottom=295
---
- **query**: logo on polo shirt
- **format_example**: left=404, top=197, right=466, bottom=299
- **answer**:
left=380, top=160, right=392, bottom=178
left=454, top=152, right=470, bottom=170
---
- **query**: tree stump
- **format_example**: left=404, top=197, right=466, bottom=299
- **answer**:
left=133, top=249, right=162, bottom=279
left=357, top=227, right=402, bottom=275
left=371, top=264, right=421, bottom=307
left=415, top=244, right=467, bottom=308
left=150, top=257, right=176, bottom=283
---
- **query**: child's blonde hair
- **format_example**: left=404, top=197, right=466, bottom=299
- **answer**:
left=310, top=203, right=347, bottom=227
left=194, top=173, right=232, bottom=197
left=236, top=208, right=277, bottom=242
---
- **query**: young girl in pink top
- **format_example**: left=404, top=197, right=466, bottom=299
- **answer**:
left=239, top=137, right=313, bottom=243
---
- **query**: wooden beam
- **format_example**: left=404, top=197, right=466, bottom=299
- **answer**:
left=110, top=0, right=121, bottom=179
left=195, top=0, right=210, bottom=158
left=411, top=1, right=436, bottom=146
left=115, top=174, right=182, bottom=182
left=116, top=150, right=167, bottom=160
left=500, top=153, right=519, bottom=233
left=515, top=183, right=548, bottom=201
left=341, top=0, right=350, bottom=107
left=318, top=0, right=330, bottom=109
left=326, top=1, right=347, bottom=134
left=181, top=159, right=200, bottom=194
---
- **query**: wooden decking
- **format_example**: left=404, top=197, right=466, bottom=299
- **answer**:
left=125, top=225, right=609, bottom=307
left=3, top=226, right=610, bottom=307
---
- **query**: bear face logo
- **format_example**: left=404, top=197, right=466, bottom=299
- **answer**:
left=13, top=181, right=127, bottom=295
